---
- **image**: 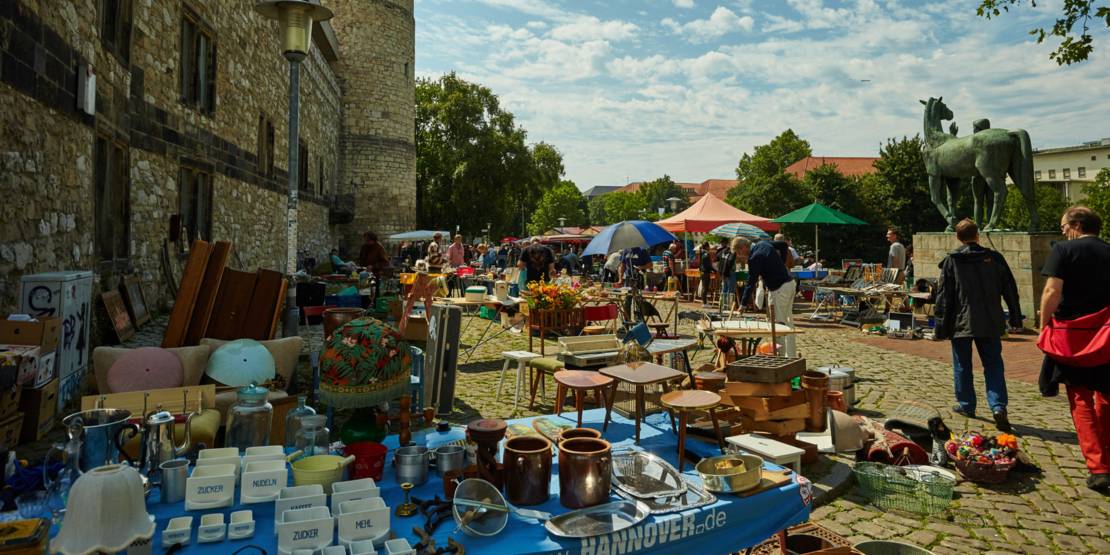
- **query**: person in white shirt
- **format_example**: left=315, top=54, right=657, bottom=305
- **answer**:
left=887, top=228, right=906, bottom=271
left=603, top=251, right=622, bottom=283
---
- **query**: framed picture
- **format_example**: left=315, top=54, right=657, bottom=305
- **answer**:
left=102, top=290, right=136, bottom=342
left=121, top=275, right=151, bottom=327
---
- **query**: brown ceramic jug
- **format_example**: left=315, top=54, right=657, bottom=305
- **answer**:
left=802, top=371, right=830, bottom=433
left=557, top=437, right=612, bottom=509
left=323, top=307, right=366, bottom=340
left=558, top=428, right=601, bottom=441
left=502, top=436, right=552, bottom=506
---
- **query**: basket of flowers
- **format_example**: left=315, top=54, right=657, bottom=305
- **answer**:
left=945, top=432, right=1018, bottom=484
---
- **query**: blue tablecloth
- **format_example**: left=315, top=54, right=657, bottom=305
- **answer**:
left=134, top=409, right=810, bottom=554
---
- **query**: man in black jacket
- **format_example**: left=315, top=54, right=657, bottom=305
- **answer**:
left=934, top=219, right=1023, bottom=431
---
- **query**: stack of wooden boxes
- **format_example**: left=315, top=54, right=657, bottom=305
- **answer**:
left=720, top=355, right=808, bottom=443
left=0, top=316, right=62, bottom=447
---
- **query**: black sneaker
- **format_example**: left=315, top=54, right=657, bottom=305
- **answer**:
left=993, top=410, right=1012, bottom=432
left=1087, top=474, right=1110, bottom=492
left=951, top=404, right=975, bottom=418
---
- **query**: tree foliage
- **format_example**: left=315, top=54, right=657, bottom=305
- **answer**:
left=599, top=192, right=647, bottom=224
left=416, top=73, right=563, bottom=237
left=527, top=181, right=586, bottom=235
left=727, top=130, right=811, bottom=219
left=866, top=136, right=948, bottom=237
left=797, top=165, right=886, bottom=263
left=1082, top=168, right=1110, bottom=239
left=997, top=182, right=1071, bottom=232
left=978, top=0, right=1110, bottom=64
left=638, top=175, right=690, bottom=215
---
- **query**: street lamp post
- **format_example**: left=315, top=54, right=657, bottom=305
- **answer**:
left=558, top=217, right=566, bottom=230
left=665, top=196, right=681, bottom=214
left=254, top=0, right=333, bottom=337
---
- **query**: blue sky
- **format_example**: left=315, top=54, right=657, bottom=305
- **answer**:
left=414, top=0, right=1110, bottom=190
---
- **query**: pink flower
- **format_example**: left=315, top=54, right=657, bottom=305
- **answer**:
left=343, top=336, right=357, bottom=347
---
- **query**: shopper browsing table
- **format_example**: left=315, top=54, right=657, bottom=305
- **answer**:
left=1038, top=206, right=1110, bottom=492
left=518, top=237, right=556, bottom=283
left=735, top=237, right=797, bottom=357
left=934, top=219, right=1022, bottom=432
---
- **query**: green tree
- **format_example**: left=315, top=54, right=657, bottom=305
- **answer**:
left=602, top=191, right=647, bottom=223
left=997, top=182, right=1071, bottom=232
left=977, top=0, right=1109, bottom=64
left=797, top=165, right=886, bottom=263
left=588, top=195, right=608, bottom=226
left=1083, top=168, right=1110, bottom=239
left=637, top=175, right=690, bottom=214
left=527, top=181, right=586, bottom=235
left=727, top=130, right=811, bottom=218
left=866, top=136, right=948, bottom=236
left=416, top=73, right=563, bottom=237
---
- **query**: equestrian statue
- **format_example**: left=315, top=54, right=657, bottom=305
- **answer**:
left=919, top=97, right=1038, bottom=232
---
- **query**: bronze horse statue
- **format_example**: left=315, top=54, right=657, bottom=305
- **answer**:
left=920, top=97, right=1037, bottom=231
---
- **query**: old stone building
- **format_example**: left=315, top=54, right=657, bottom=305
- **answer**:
left=0, top=0, right=416, bottom=316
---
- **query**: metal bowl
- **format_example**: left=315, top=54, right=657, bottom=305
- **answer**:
left=696, top=454, right=763, bottom=493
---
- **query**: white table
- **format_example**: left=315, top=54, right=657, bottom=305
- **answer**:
left=726, top=433, right=804, bottom=474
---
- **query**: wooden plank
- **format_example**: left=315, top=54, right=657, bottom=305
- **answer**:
left=81, top=384, right=216, bottom=414
left=243, top=269, right=285, bottom=339
left=740, top=402, right=810, bottom=422
left=204, top=268, right=257, bottom=340
left=724, top=381, right=793, bottom=398
left=740, top=416, right=805, bottom=436
left=184, top=241, right=232, bottom=346
left=734, top=467, right=794, bottom=498
left=162, top=240, right=212, bottom=347
left=266, top=278, right=288, bottom=340
left=729, top=390, right=808, bottom=413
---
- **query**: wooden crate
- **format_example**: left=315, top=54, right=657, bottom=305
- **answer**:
left=727, top=389, right=808, bottom=413
left=740, top=402, right=810, bottom=422
left=724, top=380, right=793, bottom=398
left=740, top=416, right=805, bottom=436
left=726, top=355, right=806, bottom=383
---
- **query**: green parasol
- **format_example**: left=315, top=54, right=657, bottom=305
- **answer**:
left=772, top=203, right=868, bottom=263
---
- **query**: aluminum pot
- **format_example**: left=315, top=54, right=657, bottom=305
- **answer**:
left=62, top=409, right=134, bottom=472
left=394, top=445, right=431, bottom=486
left=432, top=445, right=466, bottom=477
left=503, top=436, right=552, bottom=506
left=557, top=437, right=611, bottom=509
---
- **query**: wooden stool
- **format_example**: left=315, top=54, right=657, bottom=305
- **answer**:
left=527, top=357, right=564, bottom=409
left=498, top=350, right=541, bottom=410
left=660, top=390, right=724, bottom=471
left=553, top=370, right=615, bottom=430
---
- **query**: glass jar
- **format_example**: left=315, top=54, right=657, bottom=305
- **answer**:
left=226, top=383, right=273, bottom=450
left=284, top=395, right=317, bottom=448
left=295, top=415, right=330, bottom=456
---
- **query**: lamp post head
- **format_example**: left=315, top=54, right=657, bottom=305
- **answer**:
left=254, top=0, right=334, bottom=61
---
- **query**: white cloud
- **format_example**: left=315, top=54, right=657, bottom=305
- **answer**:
left=662, top=7, right=754, bottom=42
left=550, top=16, right=638, bottom=42
left=673, top=0, right=695, bottom=8
left=526, top=20, right=547, bottom=30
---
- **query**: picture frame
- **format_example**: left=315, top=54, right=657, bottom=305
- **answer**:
left=121, top=275, right=151, bottom=327
left=102, top=290, right=136, bottom=342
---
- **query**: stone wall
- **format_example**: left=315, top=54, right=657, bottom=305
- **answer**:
left=329, top=0, right=418, bottom=250
left=913, top=232, right=1063, bottom=327
left=0, top=1, right=347, bottom=315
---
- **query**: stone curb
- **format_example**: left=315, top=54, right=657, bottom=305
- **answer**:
left=811, top=453, right=855, bottom=508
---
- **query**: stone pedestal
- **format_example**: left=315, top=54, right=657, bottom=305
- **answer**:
left=912, top=232, right=1063, bottom=327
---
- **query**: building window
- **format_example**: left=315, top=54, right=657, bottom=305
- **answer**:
left=318, top=158, right=326, bottom=196
left=100, top=0, right=133, bottom=65
left=257, top=114, right=275, bottom=178
left=179, top=166, right=213, bottom=250
left=1049, top=169, right=1056, bottom=179
left=298, top=141, right=309, bottom=193
left=1093, top=155, right=1098, bottom=161
left=94, top=135, right=130, bottom=261
left=180, top=8, right=217, bottom=114
left=404, top=62, right=409, bottom=78
left=1078, top=167, right=1086, bottom=178
left=1063, top=168, right=1071, bottom=179
left=1034, top=170, right=1041, bottom=181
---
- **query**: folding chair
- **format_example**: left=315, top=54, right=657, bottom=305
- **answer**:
left=581, top=303, right=619, bottom=335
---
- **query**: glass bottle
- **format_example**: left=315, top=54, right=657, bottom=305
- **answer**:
left=284, top=395, right=316, bottom=448
left=226, top=383, right=273, bottom=450
left=44, top=419, right=84, bottom=523
left=295, top=415, right=330, bottom=456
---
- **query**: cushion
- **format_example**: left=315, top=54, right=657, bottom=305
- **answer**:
left=205, top=339, right=276, bottom=387
left=200, top=336, right=302, bottom=386
left=92, top=345, right=212, bottom=394
left=528, top=357, right=564, bottom=372
left=106, top=347, right=184, bottom=393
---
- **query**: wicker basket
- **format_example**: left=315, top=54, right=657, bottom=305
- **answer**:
left=954, top=459, right=1014, bottom=484
left=853, top=462, right=955, bottom=514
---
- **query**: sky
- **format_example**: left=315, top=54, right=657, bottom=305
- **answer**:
left=414, top=0, right=1110, bottom=190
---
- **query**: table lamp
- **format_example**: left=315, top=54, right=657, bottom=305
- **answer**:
left=50, top=464, right=155, bottom=555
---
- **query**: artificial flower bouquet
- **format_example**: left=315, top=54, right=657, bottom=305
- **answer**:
left=524, top=281, right=582, bottom=311
left=944, top=432, right=1019, bottom=483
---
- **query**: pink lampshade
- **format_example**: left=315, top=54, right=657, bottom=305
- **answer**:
left=106, top=347, right=185, bottom=393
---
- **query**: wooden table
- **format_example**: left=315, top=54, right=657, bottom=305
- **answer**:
left=600, top=362, right=685, bottom=444
left=552, top=370, right=615, bottom=429
left=660, top=389, right=725, bottom=471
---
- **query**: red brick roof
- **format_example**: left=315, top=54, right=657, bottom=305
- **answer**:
left=784, top=157, right=878, bottom=179
left=615, top=179, right=737, bottom=199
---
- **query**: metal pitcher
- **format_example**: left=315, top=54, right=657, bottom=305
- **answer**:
left=60, top=408, right=134, bottom=472
left=136, top=410, right=194, bottom=485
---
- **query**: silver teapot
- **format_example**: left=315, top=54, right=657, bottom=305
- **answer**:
left=134, top=409, right=195, bottom=485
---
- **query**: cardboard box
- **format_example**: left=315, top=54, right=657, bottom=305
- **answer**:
left=0, top=345, right=41, bottom=388
left=0, top=317, right=61, bottom=353
left=724, top=380, right=793, bottom=398
left=0, top=380, right=21, bottom=420
left=28, top=350, right=55, bottom=388
left=0, top=411, right=25, bottom=448
left=19, top=378, right=57, bottom=443
left=400, top=315, right=428, bottom=341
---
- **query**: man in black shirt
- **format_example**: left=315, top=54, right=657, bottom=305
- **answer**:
left=735, top=238, right=797, bottom=356
left=518, top=237, right=556, bottom=283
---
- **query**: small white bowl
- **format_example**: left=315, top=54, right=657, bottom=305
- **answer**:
left=228, top=510, right=255, bottom=540
left=161, top=516, right=192, bottom=548
left=198, top=513, right=226, bottom=543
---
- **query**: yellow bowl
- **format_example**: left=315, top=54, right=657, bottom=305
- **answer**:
left=291, top=454, right=355, bottom=493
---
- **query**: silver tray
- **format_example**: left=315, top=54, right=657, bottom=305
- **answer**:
left=615, top=477, right=717, bottom=515
left=544, top=500, right=651, bottom=539
left=611, top=450, right=687, bottom=499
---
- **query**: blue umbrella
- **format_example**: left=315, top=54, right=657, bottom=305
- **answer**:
left=709, top=222, right=771, bottom=241
left=582, top=220, right=677, bottom=256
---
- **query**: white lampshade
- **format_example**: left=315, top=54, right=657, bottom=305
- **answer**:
left=51, top=464, right=155, bottom=555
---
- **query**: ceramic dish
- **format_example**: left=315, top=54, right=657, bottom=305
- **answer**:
left=185, top=464, right=237, bottom=510
left=291, top=454, right=356, bottom=493
left=243, top=445, right=287, bottom=468
left=228, top=510, right=255, bottom=540
left=384, top=538, right=416, bottom=555
left=695, top=454, right=763, bottom=493
left=337, top=497, right=390, bottom=547
left=241, top=459, right=288, bottom=504
left=611, top=450, right=687, bottom=498
left=197, top=447, right=243, bottom=479
left=349, top=539, right=378, bottom=555
left=615, top=476, right=717, bottom=515
left=331, top=477, right=382, bottom=513
left=198, top=513, right=225, bottom=543
left=161, top=516, right=192, bottom=548
left=544, top=500, right=651, bottom=539
left=277, top=506, right=334, bottom=555
left=323, top=546, right=349, bottom=555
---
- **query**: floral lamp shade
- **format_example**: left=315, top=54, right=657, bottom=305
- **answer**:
left=319, top=317, right=412, bottom=408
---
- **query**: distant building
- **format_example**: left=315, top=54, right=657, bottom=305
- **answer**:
left=784, top=157, right=879, bottom=180
left=611, top=178, right=738, bottom=202
left=1033, top=138, right=1110, bottom=202
left=582, top=185, right=621, bottom=198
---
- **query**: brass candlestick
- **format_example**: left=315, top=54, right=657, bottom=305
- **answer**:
left=396, top=482, right=417, bottom=517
